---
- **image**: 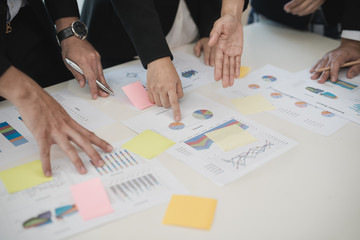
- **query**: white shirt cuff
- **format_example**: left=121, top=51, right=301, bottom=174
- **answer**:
left=341, top=30, right=360, bottom=41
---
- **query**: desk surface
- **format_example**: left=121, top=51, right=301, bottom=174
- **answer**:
left=3, top=23, right=360, bottom=240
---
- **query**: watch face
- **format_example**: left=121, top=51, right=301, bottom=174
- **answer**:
left=72, top=21, right=88, bottom=40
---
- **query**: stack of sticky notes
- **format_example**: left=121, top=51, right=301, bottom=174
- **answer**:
left=71, top=177, right=113, bottom=221
left=122, top=129, right=175, bottom=159
left=0, top=160, right=52, bottom=193
left=162, top=195, right=217, bottom=230
left=122, top=81, right=154, bottom=110
left=232, top=94, right=275, bottom=115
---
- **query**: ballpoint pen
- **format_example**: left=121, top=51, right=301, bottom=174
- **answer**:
left=65, top=58, right=114, bottom=95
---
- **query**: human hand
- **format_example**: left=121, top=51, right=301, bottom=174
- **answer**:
left=310, top=39, right=360, bottom=83
left=61, top=37, right=111, bottom=100
left=208, top=14, right=243, bottom=88
left=194, top=37, right=216, bottom=66
left=284, top=0, right=325, bottom=16
left=147, top=57, right=183, bottom=121
left=0, top=67, right=113, bottom=177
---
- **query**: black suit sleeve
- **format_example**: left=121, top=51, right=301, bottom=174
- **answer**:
left=44, top=0, right=80, bottom=22
left=110, top=0, right=173, bottom=68
left=341, top=0, right=360, bottom=31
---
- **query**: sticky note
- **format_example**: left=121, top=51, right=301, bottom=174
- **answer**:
left=237, top=66, right=251, bottom=78
left=206, top=124, right=257, bottom=151
left=122, top=130, right=175, bottom=159
left=122, top=81, right=154, bottom=110
left=70, top=178, right=113, bottom=221
left=232, top=94, right=275, bottom=114
left=162, top=195, right=217, bottom=230
left=0, top=160, right=52, bottom=193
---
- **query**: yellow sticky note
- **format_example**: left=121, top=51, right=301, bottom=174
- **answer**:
left=0, top=160, right=52, bottom=193
left=232, top=94, right=275, bottom=115
left=205, top=124, right=257, bottom=151
left=237, top=66, right=251, bottom=78
left=122, top=130, right=175, bottom=159
left=162, top=195, right=217, bottom=230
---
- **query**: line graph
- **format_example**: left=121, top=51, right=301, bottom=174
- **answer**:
left=220, top=140, right=274, bottom=169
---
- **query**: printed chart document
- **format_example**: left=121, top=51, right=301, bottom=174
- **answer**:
left=0, top=90, right=114, bottom=166
left=122, top=93, right=297, bottom=186
left=217, top=65, right=348, bottom=136
left=104, top=51, right=214, bottom=109
left=273, top=68, right=360, bottom=124
left=0, top=142, right=187, bottom=240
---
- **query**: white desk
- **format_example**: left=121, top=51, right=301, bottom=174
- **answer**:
left=2, top=23, right=360, bottom=240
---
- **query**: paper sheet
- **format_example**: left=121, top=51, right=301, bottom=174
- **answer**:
left=162, top=195, right=217, bottom=230
left=122, top=130, right=175, bottom=159
left=122, top=81, right=154, bottom=110
left=232, top=94, right=275, bottom=114
left=0, top=160, right=52, bottom=193
left=71, top=178, right=113, bottom=221
left=217, top=65, right=349, bottom=136
left=0, top=142, right=187, bottom=239
left=205, top=124, right=257, bottom=151
left=122, top=93, right=297, bottom=186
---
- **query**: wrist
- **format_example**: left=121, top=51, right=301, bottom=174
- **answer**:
left=147, top=57, right=172, bottom=70
left=221, top=0, right=245, bottom=21
left=341, top=38, right=360, bottom=50
left=0, top=67, right=43, bottom=106
left=56, top=18, right=88, bottom=44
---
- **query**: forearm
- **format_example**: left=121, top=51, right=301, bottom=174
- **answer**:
left=0, top=66, right=44, bottom=107
left=221, top=0, right=246, bottom=20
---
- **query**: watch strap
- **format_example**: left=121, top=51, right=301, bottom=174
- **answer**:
left=57, top=27, right=74, bottom=43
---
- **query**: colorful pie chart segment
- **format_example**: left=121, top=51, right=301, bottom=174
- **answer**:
left=192, top=110, right=214, bottom=120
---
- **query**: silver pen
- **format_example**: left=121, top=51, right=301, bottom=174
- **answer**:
left=65, top=58, right=114, bottom=95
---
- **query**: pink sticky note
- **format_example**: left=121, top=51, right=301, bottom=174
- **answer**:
left=122, top=81, right=154, bottom=110
left=70, top=178, right=113, bottom=221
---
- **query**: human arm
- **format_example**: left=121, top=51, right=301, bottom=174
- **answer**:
left=208, top=0, right=248, bottom=88
left=45, top=0, right=110, bottom=100
left=0, top=67, right=113, bottom=176
left=310, top=39, right=360, bottom=83
left=110, top=0, right=182, bottom=121
left=309, top=0, right=360, bottom=82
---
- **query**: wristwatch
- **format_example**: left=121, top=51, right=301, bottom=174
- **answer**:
left=57, top=20, right=88, bottom=43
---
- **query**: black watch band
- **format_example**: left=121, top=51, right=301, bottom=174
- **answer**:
left=57, top=27, right=74, bottom=42
left=57, top=21, right=88, bottom=43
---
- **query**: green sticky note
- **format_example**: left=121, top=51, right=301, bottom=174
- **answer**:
left=122, top=130, right=175, bottom=159
left=232, top=94, right=275, bottom=115
left=0, top=160, right=52, bottom=193
left=162, top=195, right=217, bottom=230
left=206, top=124, right=257, bottom=151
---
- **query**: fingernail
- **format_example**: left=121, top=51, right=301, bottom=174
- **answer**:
left=92, top=93, right=98, bottom=100
left=349, top=72, right=355, bottom=78
left=80, top=166, right=87, bottom=174
left=107, top=144, right=113, bottom=152
left=97, top=159, right=105, bottom=166
left=45, top=171, right=51, bottom=177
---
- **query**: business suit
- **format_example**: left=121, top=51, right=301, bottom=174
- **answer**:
left=0, top=0, right=79, bottom=89
left=81, top=0, right=223, bottom=69
left=251, top=0, right=360, bottom=31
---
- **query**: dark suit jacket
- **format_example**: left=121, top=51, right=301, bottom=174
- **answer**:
left=0, top=0, right=79, bottom=84
left=82, top=0, right=248, bottom=69
left=251, top=0, right=360, bottom=31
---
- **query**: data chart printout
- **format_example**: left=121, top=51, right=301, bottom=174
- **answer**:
left=104, top=51, right=213, bottom=109
left=0, top=142, right=187, bottom=240
left=273, top=68, right=360, bottom=125
left=0, top=89, right=114, bottom=166
left=217, top=65, right=348, bottom=136
left=122, top=93, right=297, bottom=186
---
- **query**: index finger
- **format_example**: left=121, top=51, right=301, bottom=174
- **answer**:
left=169, top=91, right=181, bottom=122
